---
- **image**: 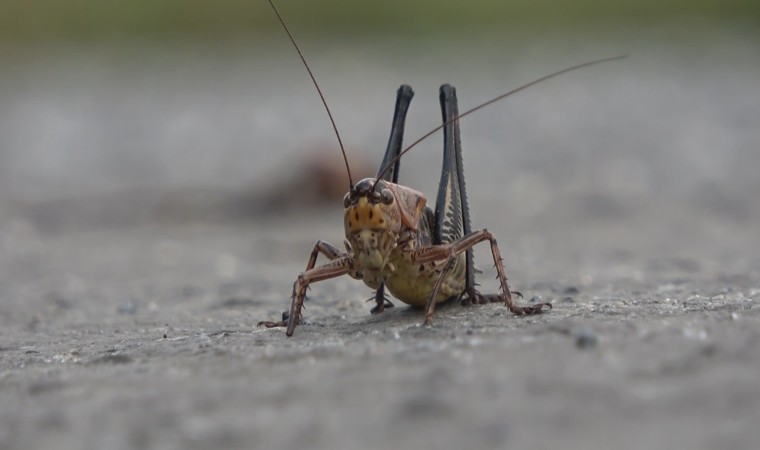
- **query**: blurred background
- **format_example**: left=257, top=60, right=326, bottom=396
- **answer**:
left=0, top=0, right=759, bottom=249
left=2, top=4, right=760, bottom=449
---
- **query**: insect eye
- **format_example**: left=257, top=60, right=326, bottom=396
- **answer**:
left=381, top=189, right=394, bottom=205
left=343, top=192, right=352, bottom=208
left=371, top=190, right=381, bottom=202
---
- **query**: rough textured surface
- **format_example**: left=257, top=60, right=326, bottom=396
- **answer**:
left=1, top=27, right=760, bottom=450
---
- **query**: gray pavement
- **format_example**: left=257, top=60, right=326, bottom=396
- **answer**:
left=1, top=25, right=760, bottom=450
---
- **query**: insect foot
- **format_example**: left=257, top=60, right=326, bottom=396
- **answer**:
left=257, top=310, right=296, bottom=329
left=506, top=299, right=552, bottom=316
left=461, top=291, right=503, bottom=306
left=368, top=285, right=395, bottom=314
left=370, top=299, right=395, bottom=314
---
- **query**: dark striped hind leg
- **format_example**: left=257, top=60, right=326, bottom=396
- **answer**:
left=370, top=85, right=414, bottom=315
left=437, top=85, right=524, bottom=307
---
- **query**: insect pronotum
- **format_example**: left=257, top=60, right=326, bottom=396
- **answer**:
left=259, top=0, right=625, bottom=336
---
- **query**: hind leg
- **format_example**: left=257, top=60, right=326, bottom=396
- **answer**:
left=369, top=85, right=413, bottom=315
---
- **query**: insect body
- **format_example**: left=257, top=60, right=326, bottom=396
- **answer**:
left=259, top=82, right=550, bottom=336
left=344, top=176, right=465, bottom=307
left=259, top=0, right=622, bottom=336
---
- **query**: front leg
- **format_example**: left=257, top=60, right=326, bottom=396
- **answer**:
left=286, top=257, right=354, bottom=336
left=258, top=254, right=354, bottom=336
left=307, top=240, right=345, bottom=266
left=258, top=239, right=347, bottom=326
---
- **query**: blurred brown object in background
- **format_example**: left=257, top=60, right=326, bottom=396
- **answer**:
left=255, top=147, right=374, bottom=213
left=300, top=148, right=374, bottom=203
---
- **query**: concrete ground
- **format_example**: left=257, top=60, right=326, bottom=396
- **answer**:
left=1, top=25, right=759, bottom=450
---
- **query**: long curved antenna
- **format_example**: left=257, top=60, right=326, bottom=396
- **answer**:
left=268, top=0, right=354, bottom=188
left=374, top=55, right=628, bottom=185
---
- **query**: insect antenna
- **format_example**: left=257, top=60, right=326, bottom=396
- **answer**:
left=374, top=54, right=628, bottom=187
left=267, top=0, right=354, bottom=188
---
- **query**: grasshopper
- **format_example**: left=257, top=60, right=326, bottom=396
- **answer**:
left=259, top=0, right=624, bottom=336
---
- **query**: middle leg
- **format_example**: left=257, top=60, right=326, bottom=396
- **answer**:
left=450, top=229, right=551, bottom=315
left=413, top=230, right=551, bottom=325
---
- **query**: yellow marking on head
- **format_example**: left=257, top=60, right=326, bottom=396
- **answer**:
left=346, top=197, right=389, bottom=233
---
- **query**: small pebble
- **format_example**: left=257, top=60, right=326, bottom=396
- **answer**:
left=196, top=332, right=212, bottom=347
left=88, top=353, right=133, bottom=365
left=575, top=328, right=597, bottom=349
left=117, top=303, right=137, bottom=315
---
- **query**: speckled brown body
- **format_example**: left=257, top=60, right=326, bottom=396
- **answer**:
left=258, top=78, right=552, bottom=337
left=382, top=240, right=466, bottom=306
left=344, top=189, right=466, bottom=306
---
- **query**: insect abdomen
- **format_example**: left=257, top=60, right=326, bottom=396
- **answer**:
left=384, top=252, right=467, bottom=306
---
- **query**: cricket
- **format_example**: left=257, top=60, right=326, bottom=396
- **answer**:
left=258, top=0, right=625, bottom=336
